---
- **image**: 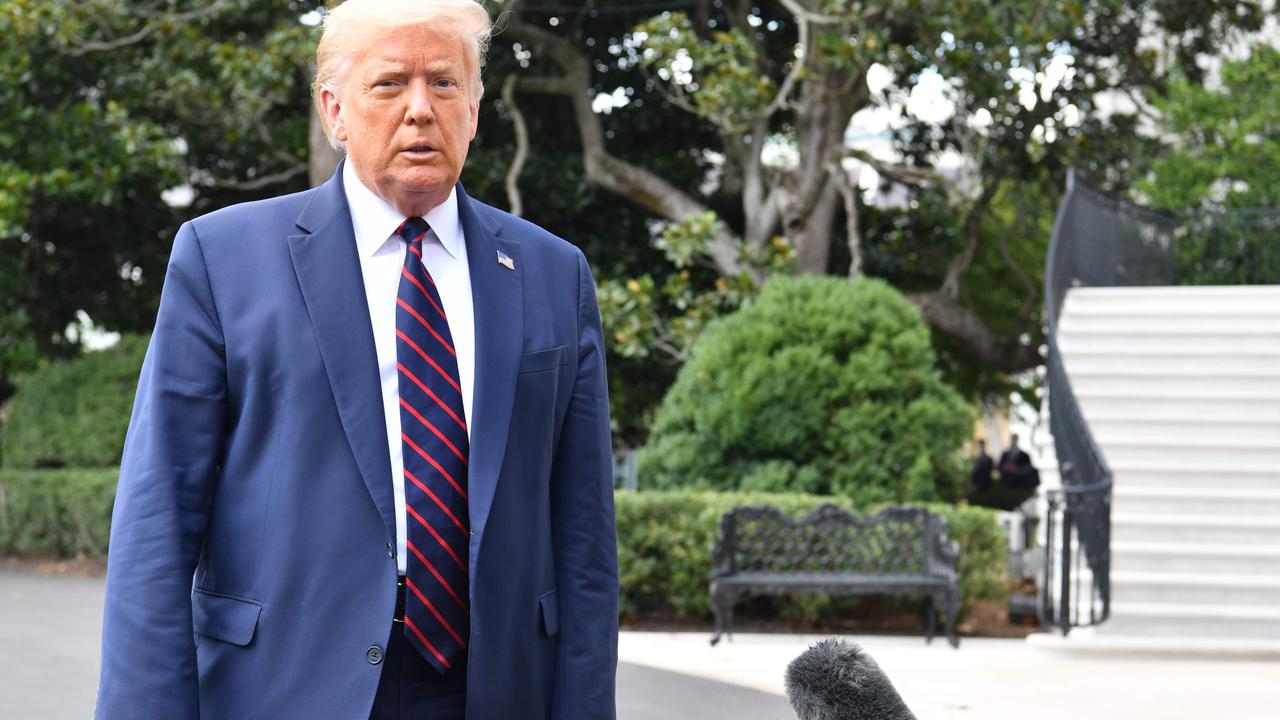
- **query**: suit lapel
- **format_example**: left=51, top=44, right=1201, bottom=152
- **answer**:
left=456, top=185, right=522, bottom=555
left=287, top=169, right=397, bottom=541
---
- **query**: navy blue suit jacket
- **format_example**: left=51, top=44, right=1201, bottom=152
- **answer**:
left=95, top=168, right=619, bottom=719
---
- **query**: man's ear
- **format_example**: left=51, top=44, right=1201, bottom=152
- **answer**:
left=320, top=87, right=347, bottom=143
left=468, top=97, right=480, bottom=141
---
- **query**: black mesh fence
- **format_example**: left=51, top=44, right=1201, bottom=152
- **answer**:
left=1053, top=176, right=1280, bottom=299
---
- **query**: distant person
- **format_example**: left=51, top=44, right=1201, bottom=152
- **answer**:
left=998, top=433, right=1040, bottom=490
left=968, top=439, right=994, bottom=494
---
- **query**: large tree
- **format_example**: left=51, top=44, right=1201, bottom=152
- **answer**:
left=0, top=0, right=319, bottom=400
left=494, top=0, right=1266, bottom=380
left=1138, top=43, right=1280, bottom=210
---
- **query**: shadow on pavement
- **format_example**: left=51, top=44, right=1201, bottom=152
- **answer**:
left=618, top=662, right=794, bottom=720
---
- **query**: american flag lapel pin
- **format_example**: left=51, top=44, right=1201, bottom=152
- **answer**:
left=497, top=250, right=515, bottom=271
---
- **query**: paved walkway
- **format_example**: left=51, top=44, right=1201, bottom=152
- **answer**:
left=2, top=569, right=1276, bottom=719
left=0, top=570, right=789, bottom=719
left=619, top=631, right=1280, bottom=719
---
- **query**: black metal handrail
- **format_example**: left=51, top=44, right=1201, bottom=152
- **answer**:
left=1040, top=170, right=1115, bottom=634
left=1039, top=170, right=1280, bottom=634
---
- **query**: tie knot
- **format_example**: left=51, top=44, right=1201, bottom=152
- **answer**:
left=398, top=217, right=431, bottom=245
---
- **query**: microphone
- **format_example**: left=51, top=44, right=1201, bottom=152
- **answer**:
left=785, top=638, right=917, bottom=720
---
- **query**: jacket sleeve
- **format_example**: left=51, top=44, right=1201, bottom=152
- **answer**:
left=548, top=249, right=619, bottom=720
left=95, top=221, right=227, bottom=719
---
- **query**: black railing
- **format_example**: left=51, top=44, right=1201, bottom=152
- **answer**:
left=1039, top=170, right=1116, bottom=632
left=1039, top=170, right=1280, bottom=634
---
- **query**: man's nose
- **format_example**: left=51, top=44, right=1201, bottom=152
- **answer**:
left=405, top=80, right=435, bottom=125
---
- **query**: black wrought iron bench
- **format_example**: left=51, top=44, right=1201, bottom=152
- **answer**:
left=709, top=504, right=962, bottom=647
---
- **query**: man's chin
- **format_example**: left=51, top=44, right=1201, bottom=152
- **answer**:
left=384, top=173, right=457, bottom=215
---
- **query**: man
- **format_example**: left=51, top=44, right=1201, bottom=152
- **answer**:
left=967, top=439, right=993, bottom=495
left=94, top=1, right=618, bottom=718
left=997, top=433, right=1040, bottom=491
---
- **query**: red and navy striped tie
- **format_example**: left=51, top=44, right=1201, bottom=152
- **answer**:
left=394, top=216, right=469, bottom=673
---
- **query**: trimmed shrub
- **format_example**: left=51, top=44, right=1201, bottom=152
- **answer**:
left=0, top=468, right=118, bottom=558
left=638, top=276, right=973, bottom=503
left=615, top=489, right=1007, bottom=622
left=1, top=335, right=147, bottom=469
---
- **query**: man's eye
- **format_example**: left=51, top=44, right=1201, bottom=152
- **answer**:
left=435, top=79, right=458, bottom=89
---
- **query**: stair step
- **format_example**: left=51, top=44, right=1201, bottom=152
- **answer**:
left=1112, top=487, right=1280, bottom=516
left=1083, top=406, right=1280, bottom=423
left=1075, top=395, right=1280, bottom=419
left=1111, top=571, right=1280, bottom=605
left=1058, top=334, right=1280, bottom=354
left=1059, top=314, right=1280, bottom=334
left=1062, top=302, right=1280, bottom=318
left=1111, top=514, right=1280, bottom=544
left=1062, top=352, right=1280, bottom=375
left=1068, top=285, right=1280, bottom=298
left=1070, top=375, right=1280, bottom=398
left=1101, top=602, right=1280, bottom=639
left=1097, top=439, right=1280, bottom=467
left=1113, top=541, right=1280, bottom=575
left=1089, top=419, right=1280, bottom=444
left=1063, top=364, right=1280, bottom=382
left=1064, top=285, right=1280, bottom=312
left=1113, top=464, right=1279, bottom=491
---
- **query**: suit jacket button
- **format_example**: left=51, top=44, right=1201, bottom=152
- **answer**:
left=367, top=645, right=384, bottom=665
left=386, top=542, right=394, bottom=558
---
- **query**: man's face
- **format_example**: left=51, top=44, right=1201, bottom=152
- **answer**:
left=322, top=24, right=480, bottom=216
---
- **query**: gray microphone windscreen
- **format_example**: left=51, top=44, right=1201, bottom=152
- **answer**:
left=785, top=638, right=917, bottom=720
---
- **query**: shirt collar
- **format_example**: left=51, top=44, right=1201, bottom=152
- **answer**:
left=343, top=160, right=462, bottom=259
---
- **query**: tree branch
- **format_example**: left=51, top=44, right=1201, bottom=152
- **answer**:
left=842, top=147, right=955, bottom=190
left=777, top=0, right=846, bottom=24
left=506, top=17, right=746, bottom=276
left=762, top=11, right=809, bottom=116
left=941, top=172, right=1004, bottom=299
left=501, top=74, right=529, bottom=217
left=826, top=156, right=863, bottom=279
left=908, top=290, right=1043, bottom=372
left=66, top=0, right=233, bottom=56
left=516, top=76, right=576, bottom=95
left=1001, top=191, right=1042, bottom=332
left=201, top=162, right=307, bottom=191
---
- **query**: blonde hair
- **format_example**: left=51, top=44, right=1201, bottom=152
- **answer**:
left=312, top=0, right=491, bottom=146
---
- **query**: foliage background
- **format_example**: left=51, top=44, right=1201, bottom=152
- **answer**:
left=0, top=468, right=118, bottom=558
left=0, top=0, right=1271, bottom=440
left=1, top=335, right=147, bottom=469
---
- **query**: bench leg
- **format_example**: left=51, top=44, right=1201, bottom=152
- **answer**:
left=710, top=585, right=732, bottom=646
left=945, top=590, right=960, bottom=649
left=924, top=594, right=937, bottom=645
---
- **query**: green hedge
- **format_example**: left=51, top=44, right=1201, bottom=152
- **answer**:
left=1, top=335, right=148, bottom=468
left=0, top=468, right=118, bottom=558
left=616, top=490, right=1007, bottom=621
left=0, top=471, right=1008, bottom=627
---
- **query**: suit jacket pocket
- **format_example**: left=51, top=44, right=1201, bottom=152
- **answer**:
left=192, top=588, right=262, bottom=647
left=519, top=345, right=567, bottom=375
left=538, top=589, right=559, bottom=637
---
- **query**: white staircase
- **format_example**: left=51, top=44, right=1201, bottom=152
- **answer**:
left=1042, top=285, right=1280, bottom=656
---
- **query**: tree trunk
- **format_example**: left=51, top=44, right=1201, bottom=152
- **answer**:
left=789, top=180, right=841, bottom=274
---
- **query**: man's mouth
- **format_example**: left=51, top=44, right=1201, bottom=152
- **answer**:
left=403, top=144, right=436, bottom=154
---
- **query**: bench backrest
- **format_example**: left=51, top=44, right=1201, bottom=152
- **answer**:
left=712, top=503, right=956, bottom=578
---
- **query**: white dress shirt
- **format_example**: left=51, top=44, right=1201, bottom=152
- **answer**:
left=343, top=161, right=475, bottom=575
